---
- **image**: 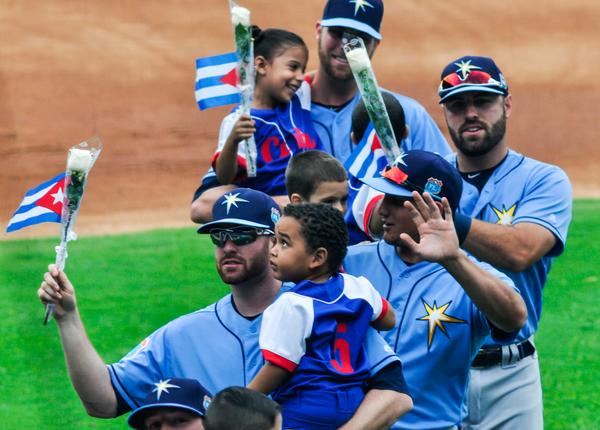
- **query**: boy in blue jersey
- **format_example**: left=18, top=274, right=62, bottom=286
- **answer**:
left=437, top=55, right=573, bottom=429
left=285, top=150, right=349, bottom=213
left=343, top=151, right=528, bottom=429
left=249, top=203, right=398, bottom=429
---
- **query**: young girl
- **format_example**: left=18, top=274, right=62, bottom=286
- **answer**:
left=212, top=27, right=322, bottom=197
left=248, top=203, right=396, bottom=429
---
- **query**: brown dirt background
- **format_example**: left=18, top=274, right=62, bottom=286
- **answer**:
left=2, top=0, right=599, bottom=239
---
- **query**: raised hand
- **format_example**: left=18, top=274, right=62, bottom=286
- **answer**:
left=38, top=264, right=77, bottom=321
left=399, top=191, right=460, bottom=263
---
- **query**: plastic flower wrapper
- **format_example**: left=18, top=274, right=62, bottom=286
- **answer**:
left=44, top=137, right=103, bottom=325
left=343, top=35, right=403, bottom=164
left=229, top=0, right=257, bottom=177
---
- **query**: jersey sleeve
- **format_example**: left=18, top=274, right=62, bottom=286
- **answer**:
left=259, top=293, right=315, bottom=372
left=347, top=184, right=384, bottom=240
left=511, top=164, right=572, bottom=257
left=294, top=80, right=312, bottom=111
left=108, top=327, right=168, bottom=410
left=341, top=273, right=388, bottom=321
left=211, top=110, right=248, bottom=178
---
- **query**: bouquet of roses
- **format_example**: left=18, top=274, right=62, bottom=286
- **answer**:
left=343, top=36, right=403, bottom=164
left=230, top=0, right=257, bottom=177
left=44, top=137, right=102, bottom=324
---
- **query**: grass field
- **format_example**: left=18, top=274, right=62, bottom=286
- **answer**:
left=1, top=199, right=598, bottom=429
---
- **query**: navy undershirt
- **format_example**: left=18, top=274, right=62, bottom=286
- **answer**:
left=459, top=152, right=509, bottom=192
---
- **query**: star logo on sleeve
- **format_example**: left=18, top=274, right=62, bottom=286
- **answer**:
left=417, top=299, right=466, bottom=350
left=491, top=203, right=518, bottom=225
left=152, top=379, right=181, bottom=400
left=221, top=192, right=250, bottom=214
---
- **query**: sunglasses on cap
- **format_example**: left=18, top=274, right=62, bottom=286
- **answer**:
left=209, top=228, right=273, bottom=247
left=440, top=70, right=501, bottom=90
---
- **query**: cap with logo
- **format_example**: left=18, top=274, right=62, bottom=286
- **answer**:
left=321, top=0, right=384, bottom=40
left=197, top=188, right=281, bottom=234
left=438, top=55, right=508, bottom=103
left=128, top=378, right=212, bottom=430
left=360, top=150, right=463, bottom=211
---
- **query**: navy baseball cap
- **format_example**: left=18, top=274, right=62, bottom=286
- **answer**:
left=360, top=150, right=463, bottom=211
left=321, top=0, right=384, bottom=40
left=438, top=55, right=509, bottom=103
left=197, top=188, right=281, bottom=233
left=128, top=378, right=212, bottom=429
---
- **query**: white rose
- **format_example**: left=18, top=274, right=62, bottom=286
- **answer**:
left=345, top=47, right=371, bottom=72
left=231, top=6, right=251, bottom=27
left=67, top=148, right=93, bottom=172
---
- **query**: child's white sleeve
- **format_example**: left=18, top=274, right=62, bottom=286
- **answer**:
left=259, top=293, right=314, bottom=372
left=341, top=273, right=388, bottom=321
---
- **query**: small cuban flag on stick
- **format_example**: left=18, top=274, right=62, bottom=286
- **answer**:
left=6, top=173, right=66, bottom=233
left=195, top=52, right=240, bottom=110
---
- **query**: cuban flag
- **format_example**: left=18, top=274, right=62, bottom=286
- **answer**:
left=344, top=124, right=388, bottom=180
left=195, top=52, right=240, bottom=110
left=6, top=173, right=66, bottom=233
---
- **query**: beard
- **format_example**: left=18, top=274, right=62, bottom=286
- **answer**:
left=449, top=111, right=507, bottom=157
left=317, top=40, right=354, bottom=82
left=216, top=240, right=271, bottom=285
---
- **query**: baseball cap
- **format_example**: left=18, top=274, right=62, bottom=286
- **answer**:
left=197, top=188, right=281, bottom=234
left=128, top=378, right=212, bottom=430
left=320, top=0, right=384, bottom=40
left=360, top=150, right=463, bottom=211
left=438, top=55, right=508, bottom=103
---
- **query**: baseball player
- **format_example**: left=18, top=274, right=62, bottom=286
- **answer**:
left=249, top=203, right=398, bottom=429
left=436, top=55, right=573, bottom=429
left=309, top=0, right=450, bottom=163
left=343, top=150, right=528, bottom=429
left=38, top=188, right=411, bottom=429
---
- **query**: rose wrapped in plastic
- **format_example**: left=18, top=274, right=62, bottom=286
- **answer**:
left=229, top=0, right=257, bottom=177
left=44, top=138, right=102, bottom=324
left=343, top=36, right=403, bottom=164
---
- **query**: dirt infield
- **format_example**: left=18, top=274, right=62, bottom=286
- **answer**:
left=2, top=0, right=598, bottom=238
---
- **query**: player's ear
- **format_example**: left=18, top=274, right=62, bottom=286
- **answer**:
left=310, top=247, right=328, bottom=270
left=504, top=94, right=512, bottom=118
left=255, top=55, right=269, bottom=76
left=289, top=193, right=304, bottom=204
left=350, top=131, right=357, bottom=144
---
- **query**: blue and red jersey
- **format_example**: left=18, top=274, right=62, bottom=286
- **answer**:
left=212, top=81, right=322, bottom=195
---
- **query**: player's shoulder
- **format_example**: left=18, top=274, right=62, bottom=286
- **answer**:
left=346, top=240, right=380, bottom=257
left=505, top=150, right=571, bottom=186
left=379, top=88, right=429, bottom=115
left=160, top=298, right=222, bottom=332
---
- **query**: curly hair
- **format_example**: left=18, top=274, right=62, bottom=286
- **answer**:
left=283, top=203, right=348, bottom=273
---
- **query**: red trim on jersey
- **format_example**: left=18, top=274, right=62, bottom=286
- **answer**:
left=376, top=298, right=390, bottom=321
left=363, top=194, right=384, bottom=238
left=211, top=152, right=248, bottom=181
left=262, top=349, right=297, bottom=372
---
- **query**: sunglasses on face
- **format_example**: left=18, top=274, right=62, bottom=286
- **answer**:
left=209, top=228, right=273, bottom=247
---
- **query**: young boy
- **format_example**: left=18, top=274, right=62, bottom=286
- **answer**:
left=204, top=386, right=281, bottom=430
left=248, top=203, right=396, bottom=429
left=285, top=150, right=349, bottom=213
left=345, top=92, right=409, bottom=244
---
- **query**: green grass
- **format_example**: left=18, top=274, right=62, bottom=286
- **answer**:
left=0, top=200, right=598, bottom=429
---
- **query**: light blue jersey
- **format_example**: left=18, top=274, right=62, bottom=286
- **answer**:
left=344, top=241, right=518, bottom=430
left=447, top=150, right=572, bottom=346
left=108, top=284, right=399, bottom=410
left=311, top=90, right=451, bottom=165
